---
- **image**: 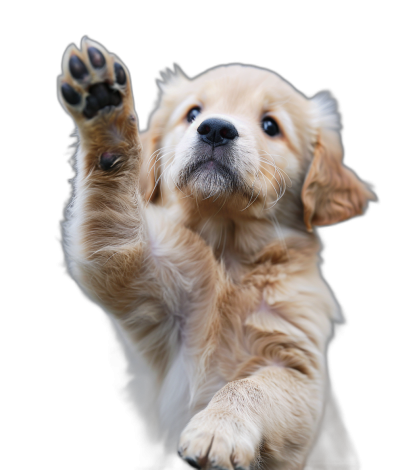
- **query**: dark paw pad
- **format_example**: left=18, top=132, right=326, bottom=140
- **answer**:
left=114, top=62, right=126, bottom=85
left=82, top=84, right=122, bottom=118
left=83, top=95, right=100, bottom=118
left=69, top=55, right=88, bottom=80
left=61, top=83, right=81, bottom=105
left=90, top=83, right=111, bottom=108
left=99, top=152, right=119, bottom=170
left=88, top=47, right=106, bottom=68
left=109, top=90, right=122, bottom=106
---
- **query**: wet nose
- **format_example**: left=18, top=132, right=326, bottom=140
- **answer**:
left=197, top=118, right=238, bottom=146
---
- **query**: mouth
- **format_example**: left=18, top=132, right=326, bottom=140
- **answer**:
left=188, top=157, right=236, bottom=179
left=177, top=154, right=235, bottom=188
left=176, top=152, right=252, bottom=199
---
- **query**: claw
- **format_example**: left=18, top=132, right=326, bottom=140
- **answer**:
left=184, top=457, right=202, bottom=469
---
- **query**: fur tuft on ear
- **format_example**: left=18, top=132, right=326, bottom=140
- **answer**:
left=156, top=63, right=188, bottom=93
left=310, top=91, right=341, bottom=132
left=302, top=92, right=376, bottom=232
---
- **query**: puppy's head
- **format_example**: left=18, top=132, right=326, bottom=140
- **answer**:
left=141, top=64, right=375, bottom=229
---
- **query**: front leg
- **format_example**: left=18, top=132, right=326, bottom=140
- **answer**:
left=179, top=366, right=323, bottom=470
left=58, top=38, right=221, bottom=372
left=58, top=37, right=145, bottom=314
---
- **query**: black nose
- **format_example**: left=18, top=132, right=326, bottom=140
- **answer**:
left=197, top=118, right=238, bottom=146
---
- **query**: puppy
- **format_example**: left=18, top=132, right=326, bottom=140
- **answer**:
left=58, top=37, right=375, bottom=470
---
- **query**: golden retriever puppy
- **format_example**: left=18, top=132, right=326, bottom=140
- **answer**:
left=58, top=37, right=375, bottom=470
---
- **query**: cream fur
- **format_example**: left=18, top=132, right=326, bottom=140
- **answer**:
left=59, top=38, right=375, bottom=470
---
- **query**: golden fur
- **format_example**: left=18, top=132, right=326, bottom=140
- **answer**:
left=59, top=38, right=375, bottom=470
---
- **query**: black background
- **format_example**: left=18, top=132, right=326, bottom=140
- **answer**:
left=19, top=8, right=398, bottom=469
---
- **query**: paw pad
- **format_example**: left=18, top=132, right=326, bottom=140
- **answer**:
left=69, top=55, right=88, bottom=80
left=88, top=47, right=105, bottom=68
left=59, top=38, right=129, bottom=120
left=83, top=83, right=121, bottom=118
left=61, top=83, right=81, bottom=105
left=99, top=152, right=120, bottom=170
left=114, top=62, right=126, bottom=85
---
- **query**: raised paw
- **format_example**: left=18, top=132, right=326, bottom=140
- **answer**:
left=178, top=410, right=261, bottom=470
left=58, top=37, right=132, bottom=121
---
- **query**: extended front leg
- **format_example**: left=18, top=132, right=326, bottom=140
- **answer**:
left=178, top=365, right=323, bottom=470
left=58, top=37, right=147, bottom=315
left=59, top=38, right=222, bottom=375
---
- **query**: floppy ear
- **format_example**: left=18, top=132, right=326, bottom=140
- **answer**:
left=301, top=92, right=376, bottom=232
left=139, top=64, right=188, bottom=203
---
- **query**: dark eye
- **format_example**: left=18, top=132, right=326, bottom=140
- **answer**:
left=261, top=116, right=280, bottom=137
left=187, top=107, right=201, bottom=123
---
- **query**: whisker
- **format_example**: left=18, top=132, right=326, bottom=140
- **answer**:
left=150, top=150, right=177, bottom=203
left=240, top=166, right=262, bottom=211
left=145, top=145, right=176, bottom=170
left=258, top=149, right=288, bottom=163
left=257, top=162, right=288, bottom=211
left=259, top=163, right=281, bottom=199
left=250, top=150, right=293, bottom=211
left=258, top=157, right=292, bottom=188
left=147, top=147, right=176, bottom=176
left=145, top=154, right=176, bottom=206
left=247, top=164, right=259, bottom=201
left=258, top=170, right=271, bottom=211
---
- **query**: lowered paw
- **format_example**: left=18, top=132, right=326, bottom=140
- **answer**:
left=178, top=409, right=261, bottom=470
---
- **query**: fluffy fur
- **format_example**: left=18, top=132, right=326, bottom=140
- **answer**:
left=59, top=38, right=375, bottom=470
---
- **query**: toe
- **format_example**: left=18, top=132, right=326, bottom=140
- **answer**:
left=60, top=43, right=94, bottom=95
left=69, top=55, right=89, bottom=80
left=81, top=37, right=115, bottom=83
left=61, top=83, right=81, bottom=105
left=114, top=62, right=127, bottom=85
left=87, top=46, right=106, bottom=69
